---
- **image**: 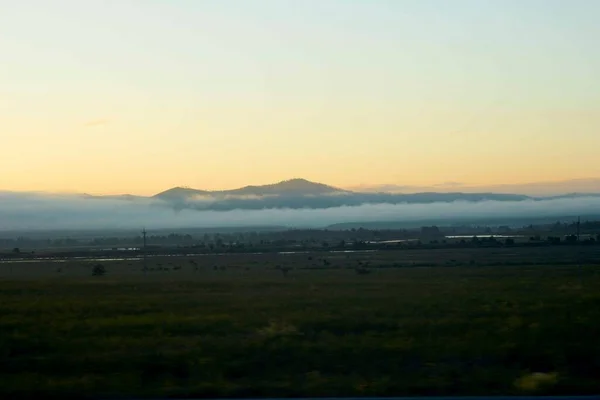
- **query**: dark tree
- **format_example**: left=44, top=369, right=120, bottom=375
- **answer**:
left=565, top=235, right=578, bottom=244
left=92, top=264, right=106, bottom=276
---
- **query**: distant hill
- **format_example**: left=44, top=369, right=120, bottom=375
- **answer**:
left=153, top=187, right=211, bottom=201
left=541, top=192, right=600, bottom=200
left=153, top=178, right=347, bottom=201
left=83, top=178, right=600, bottom=204
left=349, top=178, right=600, bottom=196
left=219, top=178, right=346, bottom=196
left=366, top=192, right=529, bottom=203
left=149, top=179, right=528, bottom=208
left=81, top=193, right=145, bottom=201
left=5, top=179, right=600, bottom=232
left=71, top=177, right=600, bottom=213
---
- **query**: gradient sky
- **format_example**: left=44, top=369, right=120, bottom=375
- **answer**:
left=1, top=0, right=599, bottom=195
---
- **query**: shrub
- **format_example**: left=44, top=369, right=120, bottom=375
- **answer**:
left=92, top=264, right=106, bottom=276
left=257, top=320, right=300, bottom=338
left=514, top=372, right=559, bottom=392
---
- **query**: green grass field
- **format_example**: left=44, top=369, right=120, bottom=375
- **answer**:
left=1, top=259, right=599, bottom=398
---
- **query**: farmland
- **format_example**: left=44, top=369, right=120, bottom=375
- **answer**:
left=1, top=248, right=599, bottom=398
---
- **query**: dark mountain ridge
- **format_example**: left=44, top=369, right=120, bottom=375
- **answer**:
left=153, top=178, right=346, bottom=200
left=69, top=178, right=600, bottom=213
left=82, top=178, right=600, bottom=203
left=153, top=187, right=211, bottom=201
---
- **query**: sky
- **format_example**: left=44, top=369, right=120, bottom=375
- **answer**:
left=1, top=0, right=599, bottom=195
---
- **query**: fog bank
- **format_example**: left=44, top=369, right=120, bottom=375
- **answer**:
left=0, top=192, right=599, bottom=231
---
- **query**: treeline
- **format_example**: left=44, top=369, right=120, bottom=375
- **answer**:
left=6, top=233, right=600, bottom=262
left=0, top=220, right=598, bottom=252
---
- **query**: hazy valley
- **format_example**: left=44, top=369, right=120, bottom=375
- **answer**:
left=2, top=178, right=600, bottom=232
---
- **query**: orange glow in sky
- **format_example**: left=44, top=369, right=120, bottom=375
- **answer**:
left=2, top=1, right=599, bottom=195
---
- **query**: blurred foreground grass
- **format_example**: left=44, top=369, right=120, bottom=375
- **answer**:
left=1, top=265, right=599, bottom=398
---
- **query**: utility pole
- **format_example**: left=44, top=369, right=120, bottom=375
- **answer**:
left=142, top=228, right=147, bottom=273
left=576, top=217, right=583, bottom=285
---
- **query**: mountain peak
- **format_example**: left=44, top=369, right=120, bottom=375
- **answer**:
left=153, top=186, right=210, bottom=200
left=153, top=178, right=348, bottom=200
left=284, top=178, right=313, bottom=183
left=224, top=178, right=347, bottom=196
left=271, top=178, right=339, bottom=190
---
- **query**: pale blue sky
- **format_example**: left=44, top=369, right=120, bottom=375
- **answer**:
left=1, top=0, right=599, bottom=194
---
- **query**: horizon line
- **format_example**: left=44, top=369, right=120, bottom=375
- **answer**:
left=1, top=176, right=600, bottom=197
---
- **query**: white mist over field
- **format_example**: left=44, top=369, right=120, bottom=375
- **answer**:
left=0, top=192, right=599, bottom=231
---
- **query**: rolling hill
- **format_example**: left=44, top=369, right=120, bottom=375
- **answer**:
left=349, top=178, right=600, bottom=196
left=67, top=177, right=600, bottom=214
left=153, top=178, right=347, bottom=200
left=153, top=187, right=211, bottom=201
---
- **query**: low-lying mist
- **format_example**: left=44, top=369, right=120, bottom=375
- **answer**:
left=1, top=192, right=599, bottom=232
